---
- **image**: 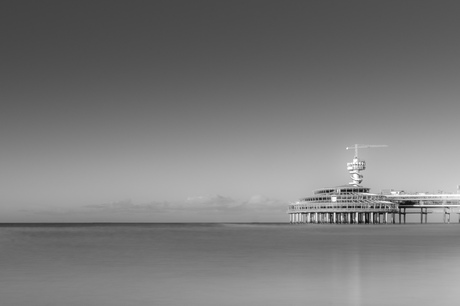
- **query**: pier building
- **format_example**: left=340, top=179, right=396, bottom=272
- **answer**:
left=288, top=185, right=398, bottom=224
left=287, top=144, right=460, bottom=224
left=288, top=144, right=398, bottom=224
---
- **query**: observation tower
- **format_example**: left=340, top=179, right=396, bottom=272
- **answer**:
left=346, top=144, right=387, bottom=186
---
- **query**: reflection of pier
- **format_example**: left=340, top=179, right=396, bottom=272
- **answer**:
left=385, top=194, right=460, bottom=223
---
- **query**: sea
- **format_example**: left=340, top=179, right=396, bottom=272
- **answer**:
left=1, top=223, right=459, bottom=306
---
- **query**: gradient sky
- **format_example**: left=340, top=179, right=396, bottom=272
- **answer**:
left=1, top=1, right=460, bottom=222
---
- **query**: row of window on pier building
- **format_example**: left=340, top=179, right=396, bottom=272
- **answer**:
left=314, top=188, right=370, bottom=194
left=289, top=203, right=396, bottom=211
left=299, top=195, right=382, bottom=202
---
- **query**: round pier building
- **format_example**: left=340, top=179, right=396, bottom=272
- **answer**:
left=288, top=185, right=398, bottom=224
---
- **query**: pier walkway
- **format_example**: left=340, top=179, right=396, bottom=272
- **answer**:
left=383, top=194, right=460, bottom=223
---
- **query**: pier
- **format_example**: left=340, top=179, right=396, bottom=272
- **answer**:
left=387, top=193, right=460, bottom=224
left=289, top=192, right=460, bottom=224
left=288, top=145, right=460, bottom=224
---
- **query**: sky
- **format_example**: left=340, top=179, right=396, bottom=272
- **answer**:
left=1, top=1, right=460, bottom=222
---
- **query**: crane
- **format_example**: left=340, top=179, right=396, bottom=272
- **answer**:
left=345, top=144, right=387, bottom=186
left=346, top=144, right=388, bottom=158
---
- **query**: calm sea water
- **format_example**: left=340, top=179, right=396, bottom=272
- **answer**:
left=1, top=223, right=459, bottom=306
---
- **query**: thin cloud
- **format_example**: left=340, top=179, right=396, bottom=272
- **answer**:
left=184, top=195, right=241, bottom=211
left=243, top=195, right=286, bottom=211
left=84, top=195, right=284, bottom=213
left=85, top=199, right=173, bottom=213
left=15, top=195, right=286, bottom=222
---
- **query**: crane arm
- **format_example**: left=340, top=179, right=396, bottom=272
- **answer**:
left=346, top=144, right=388, bottom=157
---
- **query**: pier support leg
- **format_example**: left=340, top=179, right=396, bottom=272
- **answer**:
left=444, top=208, right=451, bottom=224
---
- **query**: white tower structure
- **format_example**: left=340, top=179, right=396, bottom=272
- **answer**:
left=346, top=144, right=387, bottom=186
